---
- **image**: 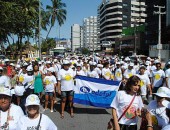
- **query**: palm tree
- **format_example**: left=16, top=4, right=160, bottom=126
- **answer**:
left=46, top=0, right=67, bottom=39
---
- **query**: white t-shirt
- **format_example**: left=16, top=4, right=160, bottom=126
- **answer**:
left=148, top=100, right=169, bottom=128
left=76, top=70, right=86, bottom=76
left=114, top=68, right=123, bottom=81
left=94, top=68, right=102, bottom=76
left=162, top=124, right=170, bottom=130
left=18, top=73, right=27, bottom=85
left=0, top=104, right=24, bottom=130
left=0, top=75, right=10, bottom=88
left=102, top=68, right=112, bottom=80
left=110, top=91, right=144, bottom=125
left=151, top=69, right=165, bottom=87
left=123, top=69, right=136, bottom=78
left=58, top=68, right=75, bottom=91
left=165, top=68, right=170, bottom=88
left=87, top=70, right=99, bottom=78
left=24, top=75, right=34, bottom=89
left=136, top=74, right=150, bottom=96
left=82, top=66, right=89, bottom=76
left=44, top=75, right=57, bottom=92
left=17, top=114, right=57, bottom=130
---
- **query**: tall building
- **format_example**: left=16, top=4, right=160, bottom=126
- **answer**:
left=83, top=16, right=98, bottom=51
left=98, top=0, right=146, bottom=45
left=71, top=24, right=83, bottom=52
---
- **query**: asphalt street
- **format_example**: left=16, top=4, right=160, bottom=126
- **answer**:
left=44, top=102, right=112, bottom=130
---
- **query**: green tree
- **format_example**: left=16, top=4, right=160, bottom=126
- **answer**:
left=46, top=0, right=67, bottom=39
left=41, top=38, right=56, bottom=53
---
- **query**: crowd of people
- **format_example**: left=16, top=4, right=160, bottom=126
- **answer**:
left=0, top=54, right=169, bottom=130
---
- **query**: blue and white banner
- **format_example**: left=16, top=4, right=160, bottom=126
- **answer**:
left=74, top=76, right=120, bottom=108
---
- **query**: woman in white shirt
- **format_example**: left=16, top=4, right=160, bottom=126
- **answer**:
left=17, top=94, right=57, bottom=130
left=0, top=87, right=24, bottom=130
left=162, top=99, right=170, bottom=130
left=111, top=75, right=144, bottom=130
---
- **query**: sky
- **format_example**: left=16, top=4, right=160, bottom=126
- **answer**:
left=41, top=0, right=102, bottom=39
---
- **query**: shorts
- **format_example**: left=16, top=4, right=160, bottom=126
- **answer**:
left=119, top=124, right=137, bottom=130
left=45, top=92, right=54, bottom=96
left=61, top=90, right=74, bottom=98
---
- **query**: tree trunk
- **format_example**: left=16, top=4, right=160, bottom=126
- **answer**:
left=46, top=25, right=53, bottom=40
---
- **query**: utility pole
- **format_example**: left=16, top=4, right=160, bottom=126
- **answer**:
left=154, top=5, right=166, bottom=61
left=38, top=0, right=41, bottom=59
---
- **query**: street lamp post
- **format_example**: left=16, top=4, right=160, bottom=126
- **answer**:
left=154, top=5, right=166, bottom=61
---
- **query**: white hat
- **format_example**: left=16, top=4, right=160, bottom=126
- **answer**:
left=4, top=59, right=9, bottom=62
left=63, top=60, right=70, bottom=65
left=76, top=64, right=82, bottom=67
left=16, top=64, right=21, bottom=68
left=125, top=57, right=130, bottom=61
left=54, top=59, right=58, bottom=62
left=92, top=62, right=97, bottom=66
left=167, top=62, right=170, bottom=65
left=10, top=63, right=15, bottom=66
left=46, top=61, right=51, bottom=64
left=0, top=66, right=3, bottom=70
left=147, top=57, right=151, bottom=60
left=145, top=61, right=150, bottom=66
left=0, top=87, right=12, bottom=96
left=129, top=63, right=134, bottom=66
left=153, top=87, right=170, bottom=98
left=97, top=64, right=103, bottom=68
left=116, top=62, right=121, bottom=65
left=25, top=94, right=40, bottom=106
left=120, top=61, right=124, bottom=64
left=14, top=85, right=25, bottom=96
left=47, top=67, right=54, bottom=72
left=38, top=61, right=42, bottom=65
left=154, top=60, right=161, bottom=64
left=26, top=65, right=33, bottom=71
left=139, top=65, right=146, bottom=69
left=89, top=61, right=93, bottom=65
left=162, top=100, right=170, bottom=109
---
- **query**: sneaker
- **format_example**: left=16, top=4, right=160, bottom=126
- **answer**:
left=50, top=110, right=54, bottom=113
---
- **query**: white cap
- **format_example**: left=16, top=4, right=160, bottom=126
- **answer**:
left=0, top=87, right=12, bottom=96
left=97, top=64, right=103, bottom=68
left=46, top=61, right=51, bottom=64
left=147, top=57, right=151, bottom=60
left=38, top=61, right=42, bottom=65
left=54, top=59, right=58, bottom=62
left=162, top=100, right=170, bottom=109
left=63, top=60, right=70, bottom=65
left=125, top=57, right=130, bottom=61
left=0, top=66, right=3, bottom=70
left=145, top=61, right=150, bottom=66
left=154, top=60, right=161, bottom=64
left=76, top=64, right=82, bottom=67
left=153, top=87, right=170, bottom=98
left=14, top=85, right=25, bottom=96
left=139, top=65, right=146, bottom=69
left=4, top=59, right=9, bottom=62
left=120, top=61, right=124, bottom=64
left=47, top=67, right=54, bottom=72
left=10, top=63, right=15, bottom=66
left=129, top=63, right=134, bottom=66
left=25, top=94, right=40, bottom=106
left=16, top=64, right=21, bottom=68
left=26, top=65, right=33, bottom=71
left=116, top=62, right=121, bottom=65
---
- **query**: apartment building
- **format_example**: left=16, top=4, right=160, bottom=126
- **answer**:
left=83, top=16, right=98, bottom=51
left=71, top=24, right=83, bottom=52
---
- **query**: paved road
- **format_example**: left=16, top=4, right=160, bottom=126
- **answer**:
left=44, top=102, right=112, bottom=130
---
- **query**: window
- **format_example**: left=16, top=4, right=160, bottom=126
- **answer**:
left=123, top=15, right=128, bottom=18
left=123, top=4, right=128, bottom=7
